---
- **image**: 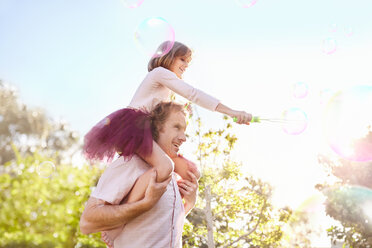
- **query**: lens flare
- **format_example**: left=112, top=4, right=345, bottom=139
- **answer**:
left=134, top=17, right=175, bottom=58
left=284, top=193, right=332, bottom=247
left=323, top=85, right=372, bottom=162
left=281, top=108, right=308, bottom=135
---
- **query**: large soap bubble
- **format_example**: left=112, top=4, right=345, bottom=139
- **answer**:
left=134, top=17, right=175, bottom=58
left=323, top=85, right=372, bottom=162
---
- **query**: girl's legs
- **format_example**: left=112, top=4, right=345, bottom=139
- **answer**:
left=141, top=140, right=174, bottom=183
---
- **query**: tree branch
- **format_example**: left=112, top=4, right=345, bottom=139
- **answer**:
left=222, top=199, right=267, bottom=248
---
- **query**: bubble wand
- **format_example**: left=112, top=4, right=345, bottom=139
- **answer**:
left=233, top=116, right=304, bottom=124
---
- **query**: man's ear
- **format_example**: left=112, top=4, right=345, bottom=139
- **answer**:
left=158, top=125, right=165, bottom=133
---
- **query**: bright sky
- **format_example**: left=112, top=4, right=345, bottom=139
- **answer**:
left=1, top=0, right=372, bottom=246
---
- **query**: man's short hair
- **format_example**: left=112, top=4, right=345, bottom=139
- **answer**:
left=150, top=102, right=186, bottom=141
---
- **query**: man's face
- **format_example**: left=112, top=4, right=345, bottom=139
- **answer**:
left=157, top=110, right=187, bottom=158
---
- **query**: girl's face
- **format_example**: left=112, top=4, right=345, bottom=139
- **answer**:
left=169, top=54, right=192, bottom=79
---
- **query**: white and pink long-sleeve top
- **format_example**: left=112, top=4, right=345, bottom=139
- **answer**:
left=128, top=66, right=220, bottom=112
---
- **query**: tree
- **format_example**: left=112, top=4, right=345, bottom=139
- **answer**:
left=0, top=81, right=80, bottom=165
left=0, top=146, right=106, bottom=248
left=317, top=130, right=372, bottom=248
left=182, top=111, right=291, bottom=247
left=0, top=81, right=110, bottom=247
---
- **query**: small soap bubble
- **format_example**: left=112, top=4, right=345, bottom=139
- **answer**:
left=235, top=0, right=258, bottom=8
left=344, top=26, right=354, bottom=37
left=322, top=38, right=337, bottom=55
left=329, top=24, right=338, bottom=33
left=121, top=0, right=144, bottom=8
left=36, top=161, right=56, bottom=179
left=293, top=82, right=309, bottom=99
left=281, top=108, right=308, bottom=135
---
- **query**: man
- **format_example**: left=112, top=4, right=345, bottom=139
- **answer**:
left=80, top=102, right=198, bottom=248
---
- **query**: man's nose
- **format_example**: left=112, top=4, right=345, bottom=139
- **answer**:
left=179, top=132, right=186, bottom=142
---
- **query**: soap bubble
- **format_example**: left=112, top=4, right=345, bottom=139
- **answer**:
left=281, top=108, right=308, bottom=135
left=121, top=0, right=144, bottom=8
left=134, top=17, right=175, bottom=58
left=323, top=85, right=372, bottom=161
left=235, top=0, right=258, bottom=8
left=344, top=26, right=354, bottom=37
left=293, top=82, right=309, bottom=99
left=322, top=38, right=337, bottom=55
left=36, top=161, right=56, bottom=179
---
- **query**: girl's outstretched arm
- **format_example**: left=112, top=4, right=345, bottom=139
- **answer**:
left=152, top=67, right=252, bottom=124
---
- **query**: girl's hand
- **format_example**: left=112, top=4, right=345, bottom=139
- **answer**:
left=232, top=110, right=252, bottom=125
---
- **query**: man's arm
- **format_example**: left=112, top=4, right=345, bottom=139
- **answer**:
left=80, top=197, right=150, bottom=234
left=184, top=200, right=196, bottom=216
left=80, top=169, right=172, bottom=234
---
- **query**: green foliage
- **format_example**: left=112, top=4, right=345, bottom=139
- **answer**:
left=182, top=112, right=291, bottom=247
left=317, top=131, right=372, bottom=248
left=0, top=147, right=106, bottom=248
left=323, top=184, right=372, bottom=248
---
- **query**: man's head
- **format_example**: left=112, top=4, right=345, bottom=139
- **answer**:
left=151, top=102, right=187, bottom=158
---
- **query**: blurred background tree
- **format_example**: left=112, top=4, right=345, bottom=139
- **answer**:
left=0, top=146, right=106, bottom=247
left=316, top=131, right=372, bottom=248
left=0, top=81, right=106, bottom=247
left=0, top=81, right=81, bottom=166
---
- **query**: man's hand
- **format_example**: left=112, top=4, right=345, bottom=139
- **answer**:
left=143, top=169, right=172, bottom=210
left=177, top=171, right=198, bottom=214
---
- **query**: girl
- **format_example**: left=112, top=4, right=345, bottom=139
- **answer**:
left=83, top=41, right=252, bottom=247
